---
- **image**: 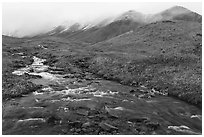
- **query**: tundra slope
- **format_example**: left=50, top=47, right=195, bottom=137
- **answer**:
left=2, top=6, right=202, bottom=110
left=3, top=19, right=202, bottom=107
left=2, top=35, right=202, bottom=135
left=81, top=20, right=202, bottom=107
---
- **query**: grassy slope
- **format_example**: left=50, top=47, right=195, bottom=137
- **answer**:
left=2, top=20, right=202, bottom=107
left=81, top=20, right=202, bottom=107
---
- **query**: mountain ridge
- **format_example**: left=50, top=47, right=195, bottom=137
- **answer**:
left=34, top=6, right=201, bottom=39
left=4, top=6, right=202, bottom=39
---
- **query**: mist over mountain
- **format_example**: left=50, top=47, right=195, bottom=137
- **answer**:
left=3, top=3, right=201, bottom=38
left=114, top=10, right=145, bottom=23
left=29, top=6, right=201, bottom=44
left=147, top=6, right=202, bottom=23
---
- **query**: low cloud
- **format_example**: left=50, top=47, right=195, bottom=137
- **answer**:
left=2, top=2, right=201, bottom=37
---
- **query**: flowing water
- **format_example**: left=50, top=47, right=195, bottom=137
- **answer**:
left=3, top=56, right=202, bottom=135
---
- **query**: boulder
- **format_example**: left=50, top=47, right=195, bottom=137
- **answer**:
left=99, top=122, right=118, bottom=131
left=145, top=121, right=160, bottom=130
left=82, top=122, right=92, bottom=128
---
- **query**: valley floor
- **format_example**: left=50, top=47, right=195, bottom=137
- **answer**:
left=2, top=36, right=202, bottom=135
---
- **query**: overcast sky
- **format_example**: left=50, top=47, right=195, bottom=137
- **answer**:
left=2, top=2, right=202, bottom=37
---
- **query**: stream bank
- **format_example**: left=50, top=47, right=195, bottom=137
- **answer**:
left=2, top=56, right=202, bottom=135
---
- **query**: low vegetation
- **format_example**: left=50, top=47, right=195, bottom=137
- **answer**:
left=2, top=20, right=202, bottom=108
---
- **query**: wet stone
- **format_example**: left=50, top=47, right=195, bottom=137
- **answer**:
left=81, top=128, right=87, bottom=132
left=13, top=63, right=26, bottom=68
left=105, top=106, right=120, bottom=118
left=130, top=89, right=136, bottom=93
left=49, top=84, right=66, bottom=91
left=76, top=109, right=89, bottom=116
left=190, top=115, right=202, bottom=120
left=77, top=79, right=83, bottom=83
left=75, top=128, right=81, bottom=133
left=12, top=60, right=26, bottom=68
left=49, top=70, right=64, bottom=75
left=138, top=94, right=151, bottom=99
left=128, top=117, right=149, bottom=123
left=130, top=88, right=141, bottom=93
left=167, top=125, right=201, bottom=134
left=47, top=115, right=61, bottom=125
left=25, top=73, right=42, bottom=79
left=84, top=76, right=95, bottom=80
left=63, top=74, right=75, bottom=78
left=145, top=121, right=160, bottom=131
left=68, top=121, right=82, bottom=128
left=82, top=122, right=91, bottom=128
left=49, top=67, right=64, bottom=71
left=70, top=128, right=75, bottom=132
left=99, top=122, right=118, bottom=131
left=15, top=118, right=46, bottom=127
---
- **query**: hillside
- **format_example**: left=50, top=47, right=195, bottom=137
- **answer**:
left=2, top=5, right=202, bottom=135
left=82, top=20, right=202, bottom=106
left=60, top=19, right=142, bottom=44
left=90, top=20, right=201, bottom=54
left=148, top=6, right=202, bottom=23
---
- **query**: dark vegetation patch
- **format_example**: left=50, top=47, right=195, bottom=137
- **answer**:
left=2, top=76, right=42, bottom=100
left=2, top=39, right=42, bottom=100
left=2, top=55, right=41, bottom=100
left=68, top=53, right=201, bottom=107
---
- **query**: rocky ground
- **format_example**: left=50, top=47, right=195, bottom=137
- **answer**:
left=2, top=36, right=202, bottom=135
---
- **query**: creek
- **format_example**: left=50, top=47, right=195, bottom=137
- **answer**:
left=2, top=56, right=202, bottom=135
